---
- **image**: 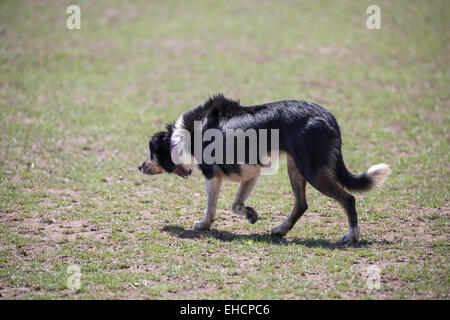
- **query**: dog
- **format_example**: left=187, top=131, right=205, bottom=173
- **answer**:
left=138, top=94, right=391, bottom=243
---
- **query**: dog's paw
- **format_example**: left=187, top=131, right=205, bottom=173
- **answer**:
left=340, top=226, right=360, bottom=244
left=245, top=206, right=258, bottom=224
left=194, top=220, right=211, bottom=231
left=270, top=225, right=288, bottom=238
left=340, top=233, right=359, bottom=244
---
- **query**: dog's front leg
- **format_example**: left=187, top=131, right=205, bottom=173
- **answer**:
left=232, top=177, right=259, bottom=224
left=194, top=176, right=222, bottom=231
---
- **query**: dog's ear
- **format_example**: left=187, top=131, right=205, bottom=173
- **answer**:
left=165, top=123, right=174, bottom=132
left=162, top=123, right=173, bottom=143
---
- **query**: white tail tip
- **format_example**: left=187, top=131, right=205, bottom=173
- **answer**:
left=367, top=163, right=392, bottom=188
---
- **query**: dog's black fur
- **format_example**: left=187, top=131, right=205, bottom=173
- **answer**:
left=147, top=94, right=372, bottom=188
left=140, top=94, right=391, bottom=242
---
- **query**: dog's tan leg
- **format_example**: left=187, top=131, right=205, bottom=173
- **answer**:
left=231, top=176, right=259, bottom=224
left=308, top=168, right=359, bottom=242
left=309, top=168, right=359, bottom=243
left=271, top=155, right=308, bottom=237
left=194, top=176, right=223, bottom=231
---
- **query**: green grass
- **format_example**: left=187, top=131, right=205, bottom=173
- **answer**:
left=0, top=0, right=448, bottom=299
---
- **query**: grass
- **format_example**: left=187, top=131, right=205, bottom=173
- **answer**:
left=0, top=0, right=449, bottom=299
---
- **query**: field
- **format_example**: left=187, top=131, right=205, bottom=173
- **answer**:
left=0, top=0, right=448, bottom=299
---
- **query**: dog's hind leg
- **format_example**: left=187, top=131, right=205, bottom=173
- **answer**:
left=271, top=155, right=308, bottom=237
left=194, top=176, right=223, bottom=231
left=232, top=176, right=259, bottom=224
left=307, top=167, right=359, bottom=243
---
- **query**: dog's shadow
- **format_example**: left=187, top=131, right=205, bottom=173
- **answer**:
left=161, top=225, right=389, bottom=249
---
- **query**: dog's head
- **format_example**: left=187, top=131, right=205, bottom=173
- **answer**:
left=138, top=128, right=176, bottom=176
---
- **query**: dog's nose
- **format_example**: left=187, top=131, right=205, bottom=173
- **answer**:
left=138, top=165, right=142, bottom=172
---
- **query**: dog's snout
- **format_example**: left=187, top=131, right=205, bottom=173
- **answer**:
left=138, top=158, right=164, bottom=175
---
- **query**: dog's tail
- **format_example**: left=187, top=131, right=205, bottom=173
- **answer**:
left=335, top=154, right=391, bottom=192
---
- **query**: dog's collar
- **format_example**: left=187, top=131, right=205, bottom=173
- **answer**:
left=173, top=165, right=192, bottom=179
left=170, top=140, right=192, bottom=179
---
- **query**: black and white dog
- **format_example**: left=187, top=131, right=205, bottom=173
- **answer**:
left=139, top=94, right=391, bottom=243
